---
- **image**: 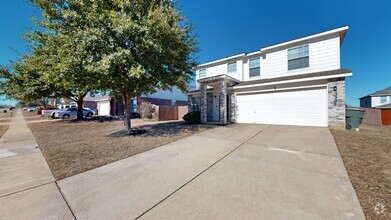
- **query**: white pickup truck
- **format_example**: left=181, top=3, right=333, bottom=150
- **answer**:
left=41, top=107, right=62, bottom=118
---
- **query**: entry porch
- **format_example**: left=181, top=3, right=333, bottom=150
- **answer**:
left=189, top=75, right=239, bottom=125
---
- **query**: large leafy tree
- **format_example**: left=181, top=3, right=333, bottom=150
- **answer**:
left=0, top=33, right=101, bottom=120
left=1, top=1, right=105, bottom=120
left=2, top=0, right=197, bottom=130
left=88, top=0, right=198, bottom=132
left=37, top=0, right=197, bottom=132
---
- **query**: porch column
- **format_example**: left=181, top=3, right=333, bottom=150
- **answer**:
left=200, top=82, right=207, bottom=123
left=229, top=93, right=236, bottom=123
left=219, top=80, right=227, bottom=124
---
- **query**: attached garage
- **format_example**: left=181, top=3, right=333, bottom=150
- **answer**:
left=236, top=87, right=328, bottom=127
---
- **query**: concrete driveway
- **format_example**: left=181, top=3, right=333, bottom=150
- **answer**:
left=58, top=124, right=364, bottom=219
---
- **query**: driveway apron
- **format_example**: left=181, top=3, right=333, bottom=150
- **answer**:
left=58, top=124, right=364, bottom=219
left=141, top=125, right=365, bottom=220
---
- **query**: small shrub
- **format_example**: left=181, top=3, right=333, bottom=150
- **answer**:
left=139, top=101, right=155, bottom=119
left=183, top=111, right=200, bottom=123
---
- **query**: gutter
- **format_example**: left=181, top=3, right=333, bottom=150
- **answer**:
left=234, top=73, right=352, bottom=89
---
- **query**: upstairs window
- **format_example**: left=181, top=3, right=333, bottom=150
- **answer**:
left=288, top=45, right=309, bottom=70
left=381, top=96, right=387, bottom=103
left=199, top=69, right=206, bottom=78
left=227, top=62, right=237, bottom=73
left=249, top=58, right=260, bottom=77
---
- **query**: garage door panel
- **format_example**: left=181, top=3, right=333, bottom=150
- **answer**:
left=99, top=102, right=111, bottom=116
left=236, top=88, right=327, bottom=127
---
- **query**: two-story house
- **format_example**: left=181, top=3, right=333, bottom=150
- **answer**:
left=359, top=86, right=391, bottom=108
left=188, top=26, right=351, bottom=127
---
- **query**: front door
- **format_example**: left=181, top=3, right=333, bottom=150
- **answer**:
left=207, top=93, right=213, bottom=121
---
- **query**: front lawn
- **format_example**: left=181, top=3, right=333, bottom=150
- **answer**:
left=0, top=109, right=15, bottom=118
left=330, top=124, right=391, bottom=220
left=29, top=120, right=210, bottom=180
left=21, top=110, right=39, bottom=118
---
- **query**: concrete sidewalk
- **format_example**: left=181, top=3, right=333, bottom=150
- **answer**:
left=0, top=110, right=74, bottom=219
left=58, top=124, right=364, bottom=219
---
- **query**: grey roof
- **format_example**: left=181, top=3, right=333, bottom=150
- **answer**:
left=187, top=88, right=213, bottom=94
left=237, top=68, right=352, bottom=87
left=83, top=94, right=111, bottom=102
left=375, top=103, right=391, bottom=109
left=366, top=86, right=391, bottom=97
left=197, top=74, right=241, bottom=83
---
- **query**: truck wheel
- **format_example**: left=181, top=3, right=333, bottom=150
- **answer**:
left=87, top=112, right=93, bottom=117
left=63, top=114, right=70, bottom=119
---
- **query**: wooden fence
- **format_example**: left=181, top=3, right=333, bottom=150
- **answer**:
left=381, top=109, right=391, bottom=125
left=361, top=108, right=382, bottom=126
left=157, top=106, right=188, bottom=121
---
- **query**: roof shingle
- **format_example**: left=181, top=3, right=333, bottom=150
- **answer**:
left=368, top=86, right=391, bottom=96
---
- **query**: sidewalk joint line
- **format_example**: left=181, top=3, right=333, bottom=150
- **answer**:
left=55, top=182, right=78, bottom=220
left=134, top=125, right=273, bottom=220
left=0, top=181, right=53, bottom=199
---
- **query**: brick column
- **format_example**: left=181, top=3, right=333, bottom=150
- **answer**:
left=219, top=80, right=227, bottom=124
left=200, top=83, right=207, bottom=123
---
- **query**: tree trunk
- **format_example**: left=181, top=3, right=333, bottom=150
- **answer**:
left=40, top=98, right=47, bottom=108
left=76, top=94, right=86, bottom=120
left=122, top=92, right=132, bottom=133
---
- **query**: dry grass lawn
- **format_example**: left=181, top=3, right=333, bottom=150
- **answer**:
left=330, top=124, right=391, bottom=220
left=29, top=120, right=210, bottom=180
left=21, top=110, right=38, bottom=117
left=0, top=109, right=15, bottom=119
left=21, top=110, right=51, bottom=122
left=0, top=125, right=8, bottom=138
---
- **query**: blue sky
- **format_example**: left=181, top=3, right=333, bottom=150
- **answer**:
left=1, top=0, right=391, bottom=106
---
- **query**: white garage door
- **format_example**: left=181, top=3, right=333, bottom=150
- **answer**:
left=236, top=87, right=327, bottom=127
left=99, top=102, right=111, bottom=116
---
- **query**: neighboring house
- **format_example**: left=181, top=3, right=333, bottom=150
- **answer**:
left=83, top=94, right=115, bottom=116
left=140, top=87, right=189, bottom=106
left=84, top=87, right=188, bottom=116
left=188, top=26, right=352, bottom=127
left=359, top=86, right=391, bottom=108
left=46, top=98, right=76, bottom=109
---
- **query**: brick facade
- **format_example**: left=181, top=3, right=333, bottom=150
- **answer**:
left=328, top=78, right=346, bottom=127
left=228, top=93, right=236, bottom=123
left=219, top=80, right=227, bottom=124
left=200, top=83, right=207, bottom=123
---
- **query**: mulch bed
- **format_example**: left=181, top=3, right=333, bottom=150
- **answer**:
left=29, top=120, right=210, bottom=180
left=330, top=124, right=391, bottom=220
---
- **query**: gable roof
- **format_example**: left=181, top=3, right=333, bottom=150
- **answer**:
left=83, top=94, right=111, bottom=102
left=375, top=103, right=391, bottom=109
left=235, top=68, right=351, bottom=88
left=369, top=86, right=391, bottom=96
left=360, top=86, right=391, bottom=99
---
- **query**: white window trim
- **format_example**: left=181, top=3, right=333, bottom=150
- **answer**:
left=380, top=96, right=387, bottom=103
left=227, top=61, right=237, bottom=73
left=199, top=69, right=206, bottom=78
left=249, top=57, right=261, bottom=78
left=287, top=44, right=310, bottom=72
